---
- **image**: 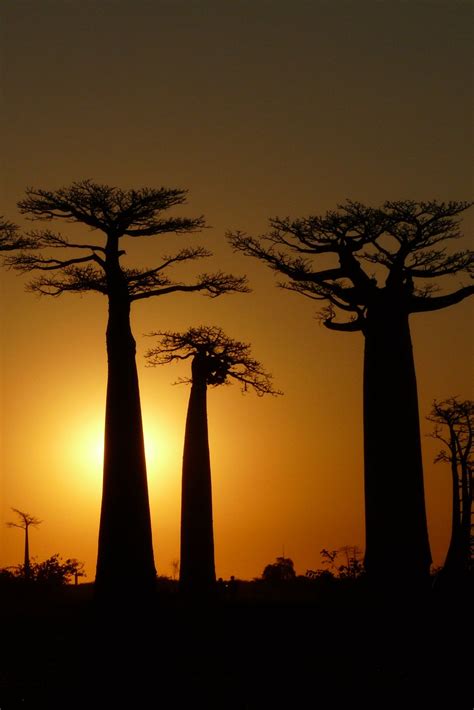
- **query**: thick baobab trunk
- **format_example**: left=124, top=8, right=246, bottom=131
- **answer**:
left=180, top=356, right=216, bottom=594
left=363, top=304, right=431, bottom=586
left=95, top=290, right=156, bottom=599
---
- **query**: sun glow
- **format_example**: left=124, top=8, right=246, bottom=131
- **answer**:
left=67, top=416, right=176, bottom=493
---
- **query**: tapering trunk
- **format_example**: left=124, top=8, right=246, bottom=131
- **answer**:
left=363, top=304, right=431, bottom=586
left=459, top=461, right=472, bottom=566
left=95, top=289, right=156, bottom=599
left=443, top=456, right=463, bottom=574
left=180, top=361, right=216, bottom=595
left=24, top=526, right=30, bottom=580
left=444, top=457, right=472, bottom=578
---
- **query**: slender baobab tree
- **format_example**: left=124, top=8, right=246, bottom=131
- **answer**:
left=229, top=200, right=473, bottom=585
left=5, top=180, right=248, bottom=599
left=428, top=398, right=473, bottom=581
left=146, top=326, right=280, bottom=595
left=6, top=508, right=42, bottom=580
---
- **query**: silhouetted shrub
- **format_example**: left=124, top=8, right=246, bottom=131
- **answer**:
left=262, top=556, right=296, bottom=582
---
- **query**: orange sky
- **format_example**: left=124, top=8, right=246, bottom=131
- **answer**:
left=1, top=1, right=473, bottom=580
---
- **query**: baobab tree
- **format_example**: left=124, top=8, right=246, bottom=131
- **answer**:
left=6, top=508, right=42, bottom=580
left=428, top=398, right=473, bottom=582
left=146, top=326, right=280, bottom=595
left=229, top=200, right=473, bottom=586
left=5, top=180, right=248, bottom=599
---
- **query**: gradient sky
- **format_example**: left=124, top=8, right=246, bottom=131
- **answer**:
left=1, top=0, right=473, bottom=581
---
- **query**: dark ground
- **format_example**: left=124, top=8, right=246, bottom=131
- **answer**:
left=1, top=577, right=472, bottom=709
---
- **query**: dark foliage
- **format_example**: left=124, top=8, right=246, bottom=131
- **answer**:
left=4, top=554, right=86, bottom=586
left=262, top=556, right=296, bottom=582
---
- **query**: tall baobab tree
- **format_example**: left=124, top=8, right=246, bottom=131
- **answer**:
left=5, top=180, right=248, bottom=599
left=6, top=508, right=42, bottom=580
left=428, top=398, right=473, bottom=582
left=229, top=200, right=473, bottom=586
left=146, top=326, right=280, bottom=595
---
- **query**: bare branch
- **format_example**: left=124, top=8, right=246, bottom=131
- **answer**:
left=27, top=264, right=108, bottom=297
left=18, top=180, right=206, bottom=238
left=130, top=272, right=249, bottom=301
left=26, top=229, right=106, bottom=254
left=5, top=251, right=102, bottom=273
left=410, top=285, right=474, bottom=313
left=125, top=246, right=212, bottom=289
left=321, top=304, right=365, bottom=332
left=123, top=216, right=206, bottom=237
left=228, top=231, right=369, bottom=302
left=6, top=508, right=42, bottom=529
left=0, top=218, right=36, bottom=251
left=228, top=200, right=473, bottom=325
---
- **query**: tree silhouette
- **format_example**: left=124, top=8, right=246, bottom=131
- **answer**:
left=307, top=546, right=364, bottom=580
left=0, top=217, right=32, bottom=251
left=6, top=180, right=248, bottom=599
left=6, top=508, right=42, bottom=580
left=229, top=200, right=473, bottom=585
left=146, top=325, right=280, bottom=595
left=428, top=398, right=473, bottom=582
left=21, top=554, right=86, bottom=586
left=262, top=556, right=296, bottom=582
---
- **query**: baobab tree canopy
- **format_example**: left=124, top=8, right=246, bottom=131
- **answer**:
left=6, top=508, right=42, bottom=580
left=7, top=180, right=248, bottom=300
left=145, top=325, right=281, bottom=396
left=228, top=200, right=473, bottom=330
left=6, top=508, right=42, bottom=531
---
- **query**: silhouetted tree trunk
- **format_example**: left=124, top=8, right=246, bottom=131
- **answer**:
left=95, top=251, right=156, bottom=598
left=440, top=418, right=471, bottom=581
left=427, top=397, right=473, bottom=586
left=24, top=525, right=30, bottom=580
left=363, top=302, right=431, bottom=585
left=180, top=354, right=216, bottom=594
left=6, top=509, right=41, bottom=580
left=443, top=450, right=463, bottom=574
left=146, top=326, right=278, bottom=597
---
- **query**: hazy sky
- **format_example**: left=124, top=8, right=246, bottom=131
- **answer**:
left=1, top=0, right=473, bottom=580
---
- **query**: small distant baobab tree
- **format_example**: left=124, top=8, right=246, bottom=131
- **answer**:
left=428, top=397, right=473, bottom=582
left=146, top=326, right=280, bottom=595
left=6, top=508, right=42, bottom=580
left=229, top=200, right=473, bottom=585
left=5, top=180, right=248, bottom=599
